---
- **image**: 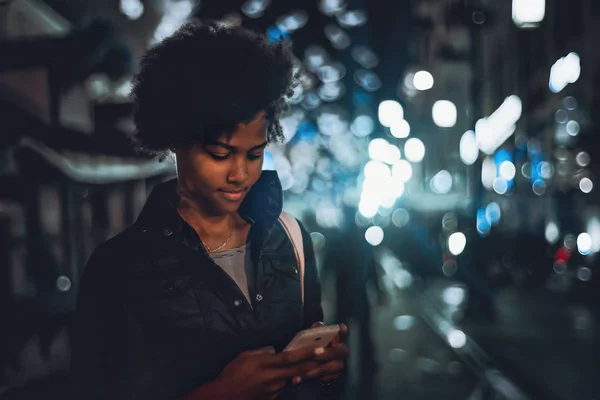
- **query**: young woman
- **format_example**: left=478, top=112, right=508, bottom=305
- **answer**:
left=68, top=23, right=348, bottom=400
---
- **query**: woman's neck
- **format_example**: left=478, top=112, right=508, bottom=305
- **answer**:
left=175, top=185, right=234, bottom=237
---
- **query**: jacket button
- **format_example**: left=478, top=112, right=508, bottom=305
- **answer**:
left=256, top=293, right=263, bottom=302
left=162, top=280, right=175, bottom=293
left=163, top=228, right=173, bottom=236
left=233, top=300, right=242, bottom=307
left=140, top=226, right=148, bottom=233
left=293, top=267, right=298, bottom=274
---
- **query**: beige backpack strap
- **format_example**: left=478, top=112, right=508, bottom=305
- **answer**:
left=278, top=211, right=305, bottom=303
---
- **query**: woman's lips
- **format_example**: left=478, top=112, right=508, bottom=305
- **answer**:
left=220, top=189, right=245, bottom=202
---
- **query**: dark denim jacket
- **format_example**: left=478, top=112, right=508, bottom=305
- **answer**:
left=69, top=172, right=327, bottom=399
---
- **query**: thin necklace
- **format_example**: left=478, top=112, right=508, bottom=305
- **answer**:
left=202, top=216, right=234, bottom=253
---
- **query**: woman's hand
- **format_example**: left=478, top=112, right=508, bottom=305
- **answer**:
left=300, top=322, right=349, bottom=384
left=188, top=346, right=319, bottom=400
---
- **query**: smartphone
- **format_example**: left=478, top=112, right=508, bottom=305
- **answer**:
left=283, top=325, right=340, bottom=352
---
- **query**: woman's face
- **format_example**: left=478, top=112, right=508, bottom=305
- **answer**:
left=174, top=112, right=268, bottom=216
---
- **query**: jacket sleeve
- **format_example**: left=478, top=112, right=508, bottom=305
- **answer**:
left=69, top=245, right=129, bottom=400
left=298, top=221, right=324, bottom=328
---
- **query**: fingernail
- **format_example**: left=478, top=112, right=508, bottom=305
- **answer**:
left=314, top=347, right=325, bottom=355
left=292, top=376, right=302, bottom=385
left=266, top=346, right=276, bottom=353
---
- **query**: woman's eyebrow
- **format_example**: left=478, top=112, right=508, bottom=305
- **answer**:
left=207, top=141, right=268, bottom=151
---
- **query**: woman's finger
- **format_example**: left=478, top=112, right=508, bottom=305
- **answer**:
left=304, top=360, right=345, bottom=380
left=313, top=343, right=349, bottom=362
left=319, top=373, right=342, bottom=383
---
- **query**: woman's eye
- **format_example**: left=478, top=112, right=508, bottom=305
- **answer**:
left=247, top=153, right=264, bottom=161
left=209, top=153, right=230, bottom=160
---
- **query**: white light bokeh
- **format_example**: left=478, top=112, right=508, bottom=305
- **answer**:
left=392, top=160, right=413, bottom=183
left=316, top=109, right=348, bottom=135
left=276, top=10, right=308, bottom=32
left=481, top=157, right=496, bottom=190
left=512, top=0, right=545, bottom=27
left=392, top=208, right=410, bottom=227
left=577, top=233, right=592, bottom=255
left=532, top=179, right=547, bottom=196
left=317, top=62, right=347, bottom=83
left=153, top=0, right=195, bottom=43
left=432, top=100, right=457, bottom=128
left=549, top=52, right=581, bottom=93
left=442, top=286, right=465, bottom=306
left=576, top=152, right=590, bottom=167
left=315, top=201, right=344, bottom=229
left=365, top=226, right=384, bottom=246
left=241, top=0, right=271, bottom=18
left=404, top=138, right=425, bottom=163
left=56, top=276, right=72, bottom=292
left=324, top=23, right=351, bottom=49
left=337, top=9, right=368, bottom=28
left=475, top=95, right=522, bottom=155
left=390, top=119, right=411, bottom=138
left=319, top=0, right=346, bottom=16
left=538, top=162, right=554, bottom=179
left=493, top=177, right=509, bottom=194
left=393, top=315, right=415, bottom=331
left=318, top=81, right=346, bottom=102
left=354, top=69, right=382, bottom=91
left=587, top=217, right=600, bottom=253
left=413, top=70, right=434, bottom=91
left=378, top=100, right=404, bottom=128
left=120, top=0, right=144, bottom=20
left=448, top=232, right=467, bottom=256
left=499, top=161, right=516, bottom=180
left=358, top=196, right=379, bottom=218
left=545, top=222, right=560, bottom=244
left=566, top=120, right=580, bottom=136
left=364, top=160, right=391, bottom=180
left=577, top=267, right=592, bottom=281
left=485, top=202, right=501, bottom=225
left=431, top=170, right=453, bottom=194
left=351, top=46, right=379, bottom=69
left=579, top=177, right=593, bottom=193
left=459, top=130, right=479, bottom=165
left=447, top=329, right=467, bottom=349
left=304, top=45, right=329, bottom=72
left=368, top=138, right=391, bottom=162
left=382, top=144, right=401, bottom=165
left=350, top=114, right=375, bottom=137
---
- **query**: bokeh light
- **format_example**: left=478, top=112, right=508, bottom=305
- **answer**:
left=431, top=170, right=453, bottom=194
left=432, top=100, right=457, bottom=128
left=365, top=226, right=384, bottom=246
left=459, top=130, right=479, bottom=165
left=404, top=138, right=425, bottom=162
left=579, top=177, right=593, bottom=193
left=378, top=100, right=404, bottom=127
left=577, top=233, right=592, bottom=255
left=493, top=177, right=509, bottom=195
left=448, top=232, right=467, bottom=256
left=448, top=329, right=467, bottom=349
left=390, top=119, right=411, bottom=138
left=413, top=70, right=434, bottom=91
left=392, top=208, right=410, bottom=228
left=545, top=222, right=560, bottom=244
left=499, top=161, right=516, bottom=180
left=392, top=160, right=413, bottom=183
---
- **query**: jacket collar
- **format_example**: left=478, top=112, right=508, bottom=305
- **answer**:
left=135, top=170, right=283, bottom=232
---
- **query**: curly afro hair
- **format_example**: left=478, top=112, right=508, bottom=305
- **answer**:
left=130, top=22, right=297, bottom=158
